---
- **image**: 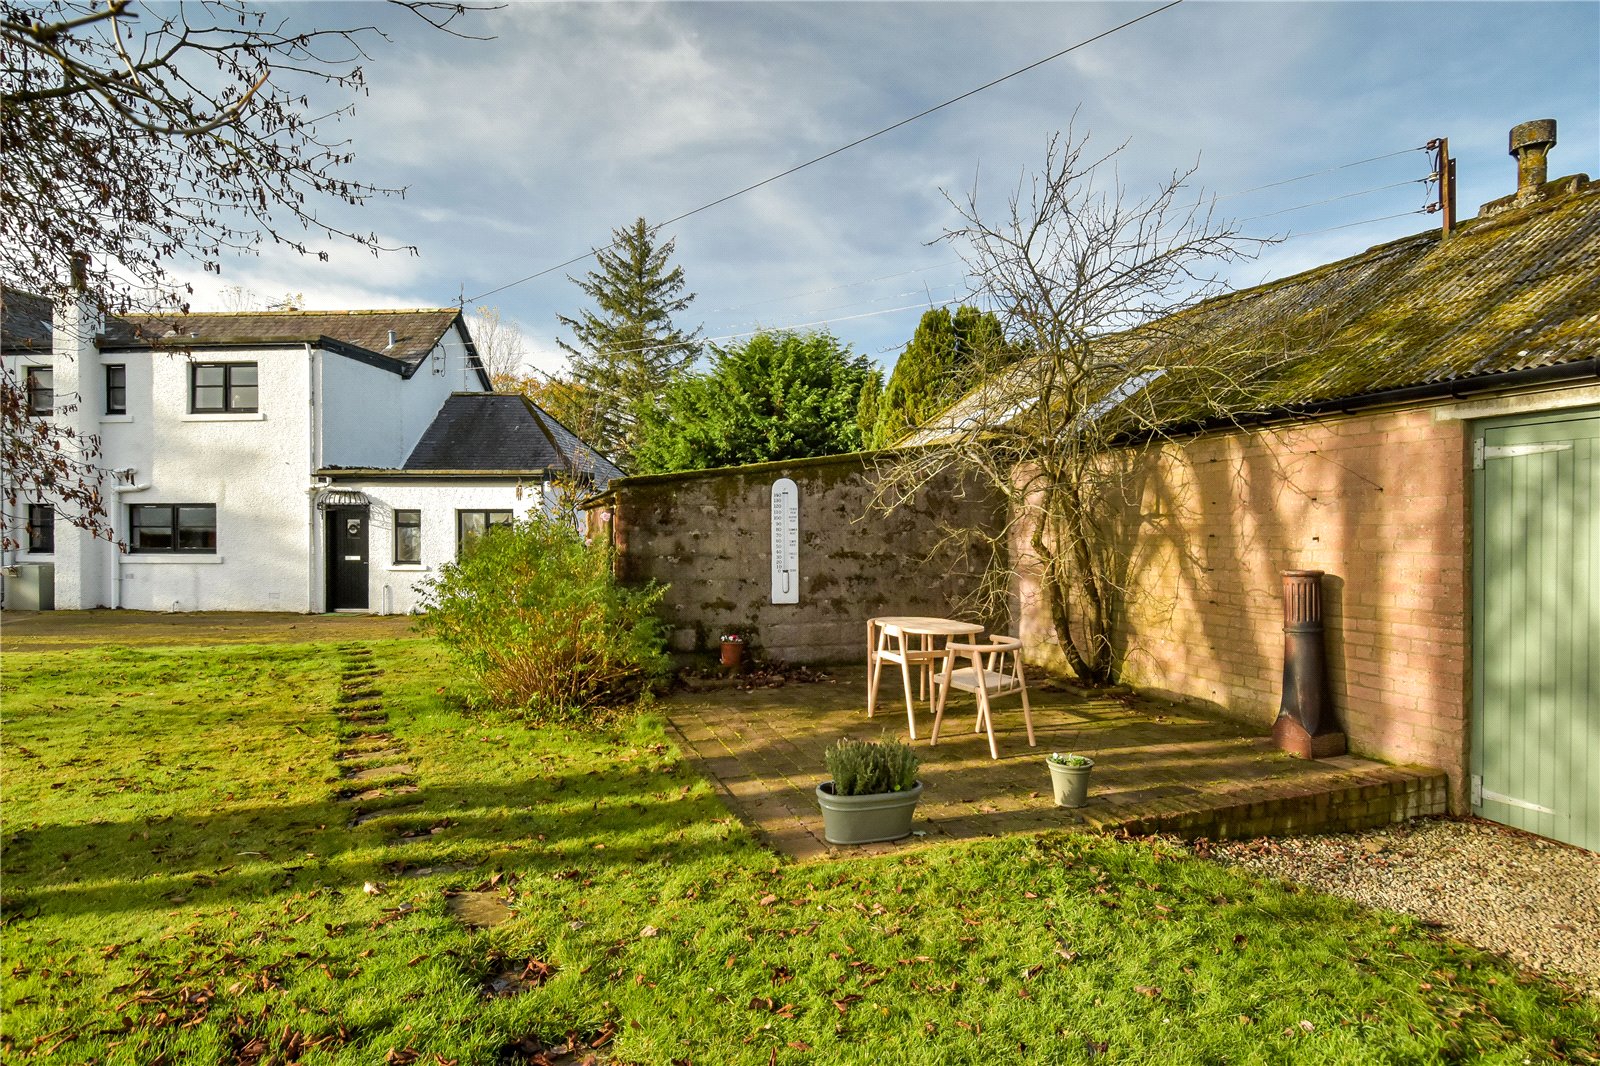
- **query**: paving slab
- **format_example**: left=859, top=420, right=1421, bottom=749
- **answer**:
left=663, top=667, right=1447, bottom=860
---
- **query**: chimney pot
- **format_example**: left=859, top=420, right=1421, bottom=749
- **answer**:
left=386, top=329, right=398, bottom=348
left=1509, top=118, right=1557, bottom=197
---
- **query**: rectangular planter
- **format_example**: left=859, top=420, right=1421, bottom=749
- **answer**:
left=816, top=781, right=923, bottom=844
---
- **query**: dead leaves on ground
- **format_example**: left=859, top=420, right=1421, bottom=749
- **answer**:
left=497, top=1020, right=616, bottom=1066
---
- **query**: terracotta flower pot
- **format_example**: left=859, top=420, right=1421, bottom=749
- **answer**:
left=720, top=641, right=744, bottom=668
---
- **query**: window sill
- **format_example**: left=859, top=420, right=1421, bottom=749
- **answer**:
left=100, top=414, right=134, bottom=423
left=387, top=564, right=428, bottom=572
left=182, top=413, right=265, bottom=422
left=123, top=554, right=225, bottom=565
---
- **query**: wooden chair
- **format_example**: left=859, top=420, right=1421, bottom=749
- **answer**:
left=931, top=635, right=1035, bottom=759
left=866, top=620, right=951, bottom=739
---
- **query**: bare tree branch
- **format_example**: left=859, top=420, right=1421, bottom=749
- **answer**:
left=874, top=124, right=1287, bottom=685
left=0, top=0, right=493, bottom=542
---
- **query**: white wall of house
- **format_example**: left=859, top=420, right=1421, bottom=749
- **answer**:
left=114, top=343, right=316, bottom=612
left=3, top=313, right=528, bottom=616
left=4, top=338, right=316, bottom=610
left=319, top=329, right=481, bottom=469
left=330, top=478, right=556, bottom=614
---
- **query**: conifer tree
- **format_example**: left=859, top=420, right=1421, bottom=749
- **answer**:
left=556, top=218, right=701, bottom=466
left=856, top=368, right=884, bottom=447
left=632, top=331, right=872, bottom=474
left=868, top=305, right=1009, bottom=448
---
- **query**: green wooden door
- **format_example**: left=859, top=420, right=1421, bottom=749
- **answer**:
left=1472, top=407, right=1599, bottom=851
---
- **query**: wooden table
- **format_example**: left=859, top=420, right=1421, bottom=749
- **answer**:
left=866, top=615, right=985, bottom=738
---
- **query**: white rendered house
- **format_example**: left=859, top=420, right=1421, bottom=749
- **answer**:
left=1, top=288, right=618, bottom=613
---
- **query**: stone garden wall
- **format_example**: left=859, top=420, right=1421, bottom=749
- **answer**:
left=590, top=453, right=1005, bottom=665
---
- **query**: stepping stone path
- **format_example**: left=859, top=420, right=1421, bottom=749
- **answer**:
left=328, top=646, right=529, bottom=924
left=326, top=647, right=619, bottom=1060
left=330, top=644, right=425, bottom=830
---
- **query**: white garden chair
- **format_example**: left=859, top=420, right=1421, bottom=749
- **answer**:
left=866, top=619, right=952, bottom=739
left=931, top=634, right=1035, bottom=760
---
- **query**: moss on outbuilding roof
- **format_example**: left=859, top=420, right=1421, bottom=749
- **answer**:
left=915, top=177, right=1600, bottom=443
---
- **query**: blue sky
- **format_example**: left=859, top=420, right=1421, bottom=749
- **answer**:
left=184, top=1, right=1600, bottom=374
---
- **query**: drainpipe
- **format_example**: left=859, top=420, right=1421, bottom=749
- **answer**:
left=306, top=343, right=321, bottom=613
left=1272, top=570, right=1347, bottom=759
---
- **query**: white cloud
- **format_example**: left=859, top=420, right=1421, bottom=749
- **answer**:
left=144, top=1, right=1595, bottom=374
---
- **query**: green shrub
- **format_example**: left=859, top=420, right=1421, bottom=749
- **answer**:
left=415, top=515, right=671, bottom=718
left=824, top=738, right=920, bottom=796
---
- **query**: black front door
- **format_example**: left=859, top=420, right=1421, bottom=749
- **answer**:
left=327, top=507, right=370, bottom=610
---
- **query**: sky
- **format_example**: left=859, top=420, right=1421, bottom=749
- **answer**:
left=178, top=1, right=1600, bottom=376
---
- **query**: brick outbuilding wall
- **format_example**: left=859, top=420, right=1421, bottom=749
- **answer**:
left=595, top=454, right=1005, bottom=665
left=1016, top=405, right=1473, bottom=810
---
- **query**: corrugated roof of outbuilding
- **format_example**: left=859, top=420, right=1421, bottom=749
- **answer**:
left=911, top=176, right=1600, bottom=444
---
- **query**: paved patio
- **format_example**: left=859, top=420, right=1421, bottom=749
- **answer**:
left=664, top=667, right=1448, bottom=861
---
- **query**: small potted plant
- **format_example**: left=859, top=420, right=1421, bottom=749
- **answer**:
left=1046, top=752, right=1095, bottom=808
left=816, top=738, right=922, bottom=844
left=719, top=632, right=745, bottom=669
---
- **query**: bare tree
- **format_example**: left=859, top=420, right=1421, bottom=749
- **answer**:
left=0, top=357, right=110, bottom=547
left=0, top=0, right=492, bottom=546
left=879, top=126, right=1275, bottom=685
left=214, top=285, right=306, bottom=311
left=467, top=304, right=530, bottom=386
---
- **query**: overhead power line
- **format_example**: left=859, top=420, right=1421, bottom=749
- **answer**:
left=1209, top=146, right=1429, bottom=202
left=704, top=260, right=964, bottom=315
left=466, top=0, right=1186, bottom=302
left=1236, top=178, right=1431, bottom=224
left=701, top=146, right=1437, bottom=331
left=711, top=280, right=965, bottom=335
left=1278, top=207, right=1431, bottom=240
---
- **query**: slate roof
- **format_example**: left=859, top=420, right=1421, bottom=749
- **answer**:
left=0, top=288, right=53, bottom=353
left=2, top=294, right=481, bottom=383
left=401, top=393, right=622, bottom=486
left=103, top=307, right=467, bottom=377
left=910, top=175, right=1600, bottom=444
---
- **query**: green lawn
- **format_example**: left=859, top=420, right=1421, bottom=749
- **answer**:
left=2, top=635, right=1596, bottom=1065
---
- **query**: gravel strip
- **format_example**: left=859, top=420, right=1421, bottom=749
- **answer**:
left=1183, top=817, right=1600, bottom=995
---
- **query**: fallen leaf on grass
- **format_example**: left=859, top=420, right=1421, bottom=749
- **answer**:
left=363, top=881, right=384, bottom=896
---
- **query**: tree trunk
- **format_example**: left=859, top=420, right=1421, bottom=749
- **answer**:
left=1032, top=527, right=1102, bottom=684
